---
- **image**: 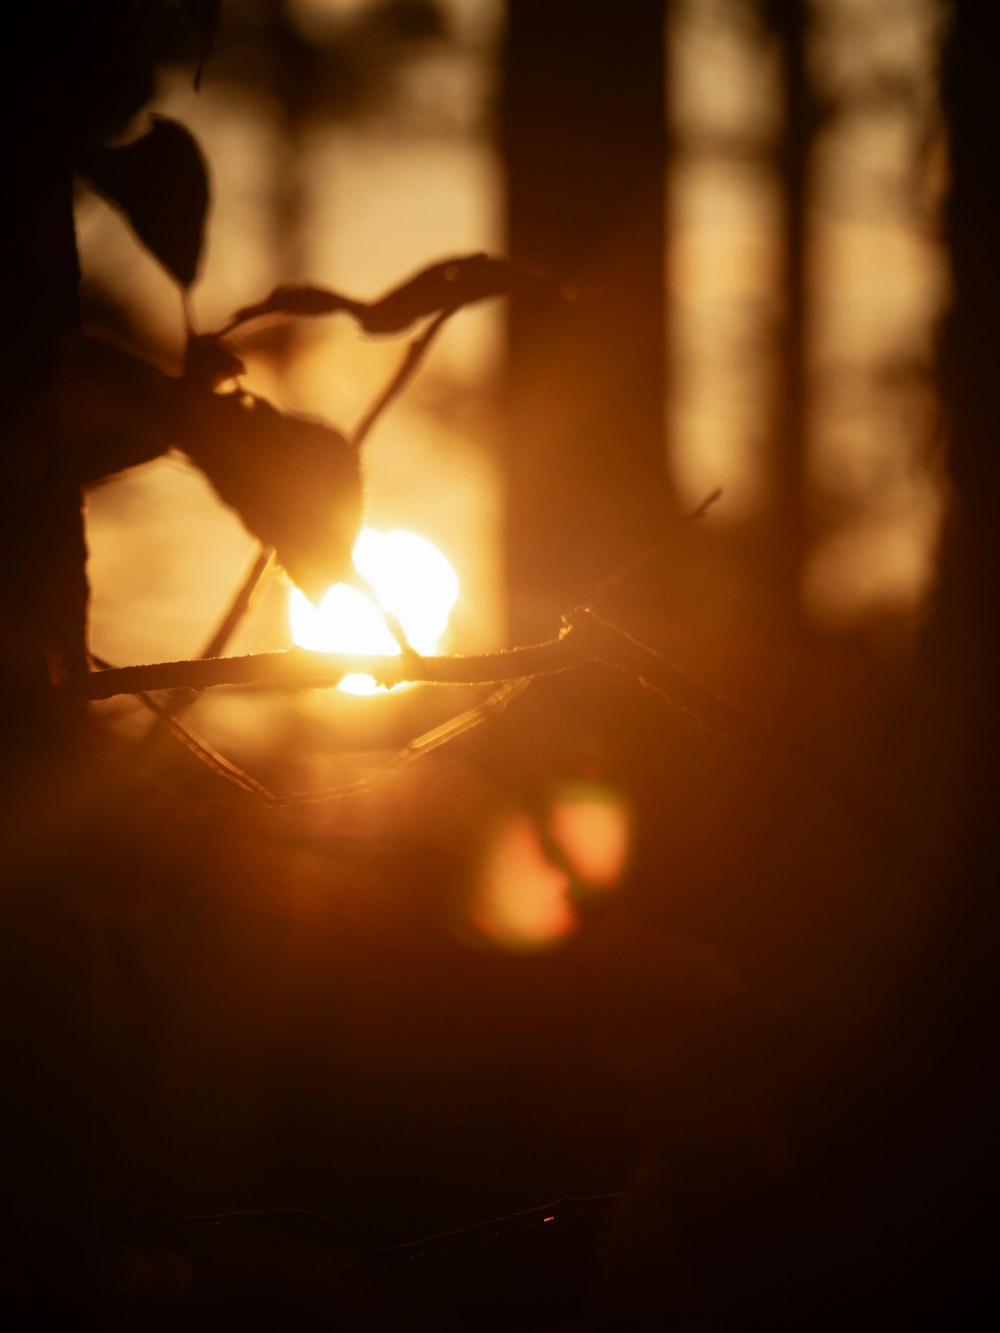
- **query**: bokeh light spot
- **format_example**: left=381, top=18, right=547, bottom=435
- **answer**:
left=548, top=782, right=632, bottom=892
left=470, top=814, right=576, bottom=950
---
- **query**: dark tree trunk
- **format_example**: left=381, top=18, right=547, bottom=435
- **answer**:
left=845, top=1, right=1000, bottom=1316
left=0, top=24, right=93, bottom=1269
left=0, top=0, right=173, bottom=1270
left=908, top=0, right=1000, bottom=1164
left=764, top=0, right=814, bottom=629
left=0, top=83, right=87, bottom=760
left=927, top=0, right=1000, bottom=874
left=501, top=0, right=672, bottom=642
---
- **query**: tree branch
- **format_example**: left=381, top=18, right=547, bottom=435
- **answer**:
left=350, top=306, right=453, bottom=450
left=82, top=610, right=904, bottom=862
left=82, top=627, right=581, bottom=701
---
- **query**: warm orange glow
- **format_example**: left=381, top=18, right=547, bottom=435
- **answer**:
left=467, top=783, right=631, bottom=950
left=353, top=529, right=459, bottom=653
left=289, top=527, right=459, bottom=694
left=471, top=814, right=576, bottom=950
left=548, top=782, right=632, bottom=891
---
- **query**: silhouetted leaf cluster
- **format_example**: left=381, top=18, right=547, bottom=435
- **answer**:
left=47, top=331, right=361, bottom=601
left=80, top=116, right=208, bottom=290
left=225, top=254, right=556, bottom=335
left=17, top=11, right=562, bottom=643
left=56, top=243, right=545, bottom=604
left=182, top=392, right=362, bottom=602
left=51, top=31, right=557, bottom=608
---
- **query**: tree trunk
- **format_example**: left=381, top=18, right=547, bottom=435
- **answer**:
left=501, top=0, right=672, bottom=642
left=765, top=0, right=813, bottom=630
left=0, top=0, right=165, bottom=1263
left=908, top=0, right=1000, bottom=1163
left=850, top=1, right=1000, bottom=1314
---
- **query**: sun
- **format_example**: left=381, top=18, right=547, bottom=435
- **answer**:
left=289, top=528, right=459, bottom=693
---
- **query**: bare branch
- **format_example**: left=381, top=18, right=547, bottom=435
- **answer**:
left=86, top=609, right=904, bottom=859
left=589, top=486, right=723, bottom=607
left=89, top=654, right=277, bottom=801
left=199, top=546, right=275, bottom=662
left=272, top=679, right=532, bottom=809
left=82, top=630, right=580, bottom=701
left=140, top=546, right=276, bottom=741
left=351, top=307, right=453, bottom=450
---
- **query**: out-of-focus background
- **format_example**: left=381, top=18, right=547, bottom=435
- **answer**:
left=75, top=0, right=953, bottom=1040
left=27, top=2, right=990, bottom=1324
left=84, top=0, right=508, bottom=669
left=81, top=0, right=946, bottom=730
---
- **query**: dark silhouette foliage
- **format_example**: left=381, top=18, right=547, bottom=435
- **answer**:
left=80, top=116, right=209, bottom=290
left=185, top=391, right=362, bottom=601
left=226, top=254, right=556, bottom=335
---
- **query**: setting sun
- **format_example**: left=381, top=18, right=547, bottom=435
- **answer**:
left=289, top=528, right=459, bottom=693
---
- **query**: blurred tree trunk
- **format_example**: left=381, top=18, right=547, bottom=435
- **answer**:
left=908, top=0, right=1000, bottom=1189
left=763, top=0, right=814, bottom=630
left=0, top=68, right=88, bottom=761
left=0, top=9, right=92, bottom=1240
left=926, top=0, right=1000, bottom=904
left=501, top=0, right=673, bottom=642
left=850, top=0, right=1000, bottom=1313
left=0, top=1, right=171, bottom=1270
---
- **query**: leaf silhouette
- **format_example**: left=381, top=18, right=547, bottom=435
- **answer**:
left=80, top=117, right=209, bottom=289
left=226, top=254, right=553, bottom=335
left=183, top=392, right=363, bottom=601
left=228, top=286, right=365, bottom=328
left=46, top=335, right=181, bottom=485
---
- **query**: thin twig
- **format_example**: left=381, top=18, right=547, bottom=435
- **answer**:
left=574, top=607, right=905, bottom=863
left=90, top=655, right=277, bottom=802
left=145, top=698, right=277, bottom=802
left=141, top=546, right=276, bottom=740
left=88, top=607, right=903, bottom=859
left=349, top=568, right=419, bottom=657
left=98, top=669, right=531, bottom=811
left=187, top=1191, right=629, bottom=1271
left=181, top=287, right=196, bottom=340
left=589, top=486, right=723, bottom=608
left=83, top=631, right=578, bottom=701
left=199, top=547, right=275, bottom=661
left=350, top=306, right=454, bottom=450
left=273, top=679, right=532, bottom=808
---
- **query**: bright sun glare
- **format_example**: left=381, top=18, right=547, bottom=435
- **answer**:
left=289, top=528, right=459, bottom=694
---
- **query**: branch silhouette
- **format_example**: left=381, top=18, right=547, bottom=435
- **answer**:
left=84, top=625, right=581, bottom=700
left=84, top=606, right=904, bottom=860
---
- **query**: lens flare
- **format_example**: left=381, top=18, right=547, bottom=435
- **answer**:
left=471, top=814, right=576, bottom=950
left=468, top=782, right=632, bottom=950
left=289, top=527, right=459, bottom=693
left=548, top=783, right=632, bottom=891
